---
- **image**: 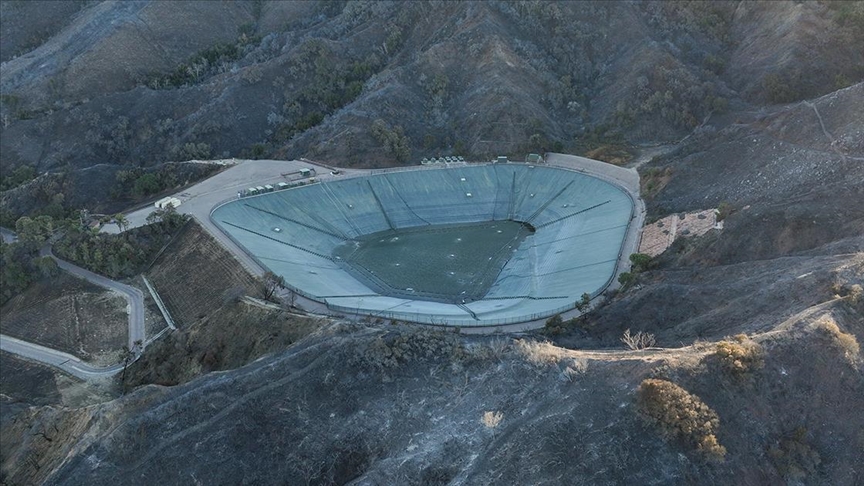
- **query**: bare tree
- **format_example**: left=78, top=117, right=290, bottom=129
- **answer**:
left=119, top=339, right=143, bottom=393
left=259, top=271, right=286, bottom=302
left=621, top=329, right=656, bottom=350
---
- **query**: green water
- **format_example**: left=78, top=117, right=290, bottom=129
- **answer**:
left=333, top=221, right=531, bottom=302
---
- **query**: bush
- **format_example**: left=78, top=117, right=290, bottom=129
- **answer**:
left=0, top=165, right=37, bottom=191
left=544, top=314, right=564, bottom=335
left=767, top=427, right=822, bottom=481
left=816, top=316, right=860, bottom=360
left=584, top=144, right=633, bottom=165
left=354, top=329, right=465, bottom=371
left=629, top=253, right=653, bottom=273
left=637, top=379, right=726, bottom=461
left=716, top=201, right=733, bottom=221
left=618, top=271, right=635, bottom=287
left=763, top=72, right=803, bottom=104
left=714, top=334, right=764, bottom=375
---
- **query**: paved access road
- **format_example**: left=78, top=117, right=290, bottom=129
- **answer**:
left=0, top=238, right=146, bottom=379
left=39, top=246, right=146, bottom=349
left=0, top=335, right=123, bottom=379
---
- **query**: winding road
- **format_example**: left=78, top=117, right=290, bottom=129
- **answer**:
left=0, top=237, right=146, bottom=379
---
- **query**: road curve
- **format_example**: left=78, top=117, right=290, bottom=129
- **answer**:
left=40, top=246, right=146, bottom=349
left=0, top=242, right=146, bottom=379
left=0, top=335, right=123, bottom=379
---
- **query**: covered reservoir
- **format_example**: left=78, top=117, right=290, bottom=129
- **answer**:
left=212, top=164, right=634, bottom=326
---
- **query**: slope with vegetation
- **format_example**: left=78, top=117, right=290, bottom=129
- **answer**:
left=0, top=1, right=863, bottom=484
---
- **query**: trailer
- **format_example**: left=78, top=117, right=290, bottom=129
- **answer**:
left=154, top=196, right=182, bottom=209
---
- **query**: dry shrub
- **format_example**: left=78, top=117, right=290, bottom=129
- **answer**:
left=562, top=358, right=588, bottom=382
left=637, top=378, right=726, bottom=461
left=467, top=337, right=512, bottom=362
left=816, top=316, right=860, bottom=360
left=714, top=334, right=764, bottom=375
left=621, top=329, right=656, bottom=350
left=514, top=339, right=567, bottom=367
left=481, top=411, right=504, bottom=429
left=767, top=427, right=821, bottom=481
left=585, top=144, right=633, bottom=165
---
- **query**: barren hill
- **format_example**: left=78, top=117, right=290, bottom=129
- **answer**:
left=1, top=1, right=863, bottom=485
left=1, top=1, right=862, bottom=176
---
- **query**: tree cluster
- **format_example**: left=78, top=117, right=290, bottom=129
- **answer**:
left=53, top=210, right=188, bottom=279
left=268, top=40, right=382, bottom=148
left=0, top=165, right=37, bottom=191
left=110, top=163, right=220, bottom=200
left=371, top=119, right=411, bottom=162
left=0, top=240, right=57, bottom=305
left=147, top=35, right=260, bottom=90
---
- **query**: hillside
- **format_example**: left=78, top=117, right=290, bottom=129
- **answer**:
left=2, top=296, right=861, bottom=485
left=1, top=1, right=863, bottom=485
left=2, top=1, right=862, bottom=178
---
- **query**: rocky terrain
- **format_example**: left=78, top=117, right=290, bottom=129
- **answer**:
left=1, top=1, right=863, bottom=485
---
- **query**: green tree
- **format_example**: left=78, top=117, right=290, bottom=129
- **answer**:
left=133, top=173, right=161, bottom=197
left=575, top=292, right=591, bottom=312
left=33, top=256, right=59, bottom=278
left=15, top=215, right=54, bottom=244
left=114, top=213, right=129, bottom=232
left=371, top=119, right=411, bottom=162
left=618, top=272, right=635, bottom=287
left=629, top=253, right=653, bottom=273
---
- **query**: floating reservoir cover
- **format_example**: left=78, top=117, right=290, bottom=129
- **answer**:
left=212, top=164, right=634, bottom=326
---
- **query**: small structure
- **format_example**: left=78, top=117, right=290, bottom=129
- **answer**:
left=526, top=153, right=544, bottom=164
left=154, top=196, right=182, bottom=209
left=299, top=168, right=312, bottom=178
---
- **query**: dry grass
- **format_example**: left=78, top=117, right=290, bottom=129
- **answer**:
left=815, top=315, right=860, bottom=361
left=146, top=221, right=258, bottom=327
left=514, top=339, right=568, bottom=367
